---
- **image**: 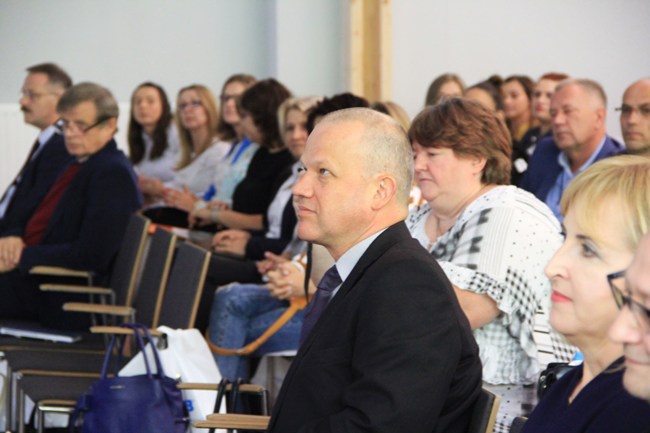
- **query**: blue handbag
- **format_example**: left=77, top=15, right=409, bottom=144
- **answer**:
left=70, top=323, right=188, bottom=433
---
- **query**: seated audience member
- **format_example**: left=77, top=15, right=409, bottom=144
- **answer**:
left=512, top=73, right=569, bottom=185
left=424, top=73, right=465, bottom=106
left=618, top=77, right=650, bottom=155
left=192, top=94, right=313, bottom=331
left=143, top=84, right=228, bottom=226
left=501, top=75, right=535, bottom=146
left=181, top=79, right=293, bottom=232
left=407, top=98, right=563, bottom=432
left=522, top=156, right=650, bottom=433
left=0, top=82, right=142, bottom=329
left=609, top=231, right=650, bottom=405
left=0, top=63, right=73, bottom=235
left=208, top=251, right=313, bottom=380
left=465, top=76, right=507, bottom=123
left=520, top=78, right=624, bottom=221
left=268, top=107, right=482, bottom=433
left=127, top=82, right=180, bottom=202
left=206, top=94, right=371, bottom=374
left=163, top=74, right=258, bottom=213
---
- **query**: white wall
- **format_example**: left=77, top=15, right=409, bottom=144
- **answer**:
left=0, top=0, right=346, bottom=190
left=392, top=0, right=650, bottom=141
left=1, top=0, right=649, bottom=191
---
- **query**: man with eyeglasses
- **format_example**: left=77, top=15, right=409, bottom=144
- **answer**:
left=0, top=63, right=73, bottom=236
left=0, top=82, right=142, bottom=329
left=619, top=78, right=650, bottom=155
left=609, top=233, right=650, bottom=406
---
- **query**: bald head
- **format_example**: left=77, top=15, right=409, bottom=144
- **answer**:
left=620, top=78, right=650, bottom=153
left=318, top=108, right=414, bottom=206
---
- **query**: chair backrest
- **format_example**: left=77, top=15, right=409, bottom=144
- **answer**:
left=467, top=387, right=501, bottom=433
left=157, top=242, right=210, bottom=329
left=133, top=227, right=177, bottom=328
left=108, top=214, right=150, bottom=306
left=510, top=416, right=527, bottom=433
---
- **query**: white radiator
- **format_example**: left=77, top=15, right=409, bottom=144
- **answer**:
left=0, top=103, right=131, bottom=193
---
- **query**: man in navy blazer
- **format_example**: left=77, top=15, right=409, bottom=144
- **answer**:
left=520, top=79, right=623, bottom=220
left=0, top=63, right=73, bottom=235
left=0, top=83, right=142, bottom=328
left=268, top=108, right=482, bottom=433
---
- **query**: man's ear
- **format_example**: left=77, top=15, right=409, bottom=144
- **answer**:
left=372, top=175, right=397, bottom=210
left=104, top=117, right=118, bottom=135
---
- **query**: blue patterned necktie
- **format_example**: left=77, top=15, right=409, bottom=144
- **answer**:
left=299, top=265, right=342, bottom=344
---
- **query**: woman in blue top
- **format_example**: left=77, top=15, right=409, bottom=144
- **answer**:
left=522, top=155, right=650, bottom=433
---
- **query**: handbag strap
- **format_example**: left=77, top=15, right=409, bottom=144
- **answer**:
left=205, top=296, right=308, bottom=356
left=129, top=322, right=169, bottom=379
left=99, top=326, right=153, bottom=379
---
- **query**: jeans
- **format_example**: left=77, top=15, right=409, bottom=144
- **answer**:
left=207, top=283, right=304, bottom=380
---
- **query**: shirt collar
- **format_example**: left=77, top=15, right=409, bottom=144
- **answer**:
left=557, top=135, right=607, bottom=175
left=38, top=123, right=60, bottom=146
left=335, top=229, right=386, bottom=283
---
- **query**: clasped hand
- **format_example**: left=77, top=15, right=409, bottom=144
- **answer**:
left=0, top=236, right=25, bottom=273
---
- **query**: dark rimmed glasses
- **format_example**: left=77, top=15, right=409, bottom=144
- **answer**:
left=607, top=270, right=650, bottom=332
left=60, top=117, right=112, bottom=135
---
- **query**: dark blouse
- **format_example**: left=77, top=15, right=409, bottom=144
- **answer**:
left=231, top=147, right=294, bottom=215
left=511, top=127, right=551, bottom=187
left=522, top=357, right=650, bottom=433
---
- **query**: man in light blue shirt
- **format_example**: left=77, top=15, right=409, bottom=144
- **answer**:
left=521, top=79, right=624, bottom=220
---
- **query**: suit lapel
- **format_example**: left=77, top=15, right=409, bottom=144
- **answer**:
left=270, top=222, right=410, bottom=423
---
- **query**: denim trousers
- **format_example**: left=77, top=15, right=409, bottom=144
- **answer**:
left=207, top=283, right=304, bottom=380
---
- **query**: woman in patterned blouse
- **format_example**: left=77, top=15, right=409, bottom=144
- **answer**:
left=407, top=98, right=565, bottom=432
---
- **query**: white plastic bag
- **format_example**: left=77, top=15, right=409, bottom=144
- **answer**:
left=119, top=326, right=224, bottom=432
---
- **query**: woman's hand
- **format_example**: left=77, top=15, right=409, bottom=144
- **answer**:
left=211, top=229, right=250, bottom=256
left=163, top=186, right=198, bottom=212
left=265, top=261, right=307, bottom=300
left=188, top=200, right=229, bottom=227
left=256, top=251, right=290, bottom=275
left=138, top=175, right=165, bottom=198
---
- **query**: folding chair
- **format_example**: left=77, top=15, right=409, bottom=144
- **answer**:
left=5, top=225, right=173, bottom=432
left=467, top=388, right=501, bottom=433
left=510, top=416, right=528, bottom=433
left=15, top=241, right=211, bottom=433
left=0, top=213, right=151, bottom=353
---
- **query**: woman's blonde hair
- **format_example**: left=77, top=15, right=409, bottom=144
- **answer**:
left=277, top=96, right=322, bottom=144
left=175, top=84, right=219, bottom=169
left=561, top=155, right=650, bottom=250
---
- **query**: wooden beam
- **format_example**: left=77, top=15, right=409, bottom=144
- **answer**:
left=349, top=0, right=392, bottom=101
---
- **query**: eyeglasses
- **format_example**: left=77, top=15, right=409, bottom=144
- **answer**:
left=60, top=117, right=111, bottom=134
left=178, top=100, right=202, bottom=110
left=615, top=104, right=650, bottom=118
left=607, top=270, right=650, bottom=332
left=219, top=94, right=240, bottom=104
left=20, top=89, right=57, bottom=100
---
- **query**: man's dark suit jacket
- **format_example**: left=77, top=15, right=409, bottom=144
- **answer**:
left=268, top=222, right=482, bottom=433
left=519, top=135, right=624, bottom=202
left=0, top=139, right=142, bottom=328
left=0, top=131, right=72, bottom=236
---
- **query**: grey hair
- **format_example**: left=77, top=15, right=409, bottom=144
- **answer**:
left=319, top=107, right=414, bottom=206
left=556, top=78, right=607, bottom=109
left=57, top=82, right=119, bottom=121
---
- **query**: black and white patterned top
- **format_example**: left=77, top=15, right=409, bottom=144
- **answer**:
left=407, top=185, right=563, bottom=385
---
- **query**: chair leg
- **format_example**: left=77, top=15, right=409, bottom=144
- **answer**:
left=16, top=385, right=24, bottom=433
left=36, top=407, right=44, bottom=433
